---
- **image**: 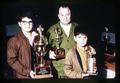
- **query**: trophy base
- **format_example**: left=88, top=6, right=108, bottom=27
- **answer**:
left=34, top=64, right=52, bottom=78
left=55, top=48, right=65, bottom=60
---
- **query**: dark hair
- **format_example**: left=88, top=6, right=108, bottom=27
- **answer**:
left=57, top=3, right=72, bottom=11
left=59, top=4, right=71, bottom=8
left=17, top=11, right=34, bottom=22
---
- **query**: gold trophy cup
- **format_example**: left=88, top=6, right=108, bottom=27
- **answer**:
left=53, top=28, right=65, bottom=60
left=33, top=25, right=53, bottom=78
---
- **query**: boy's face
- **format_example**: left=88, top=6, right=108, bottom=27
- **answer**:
left=18, top=17, right=33, bottom=32
left=74, top=34, right=88, bottom=47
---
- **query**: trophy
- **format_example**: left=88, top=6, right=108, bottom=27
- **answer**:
left=85, top=46, right=97, bottom=75
left=104, top=27, right=110, bottom=52
left=33, top=25, right=53, bottom=78
left=88, top=55, right=94, bottom=74
left=53, top=27, right=65, bottom=60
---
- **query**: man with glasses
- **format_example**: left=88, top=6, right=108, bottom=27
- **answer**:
left=7, top=11, right=39, bottom=79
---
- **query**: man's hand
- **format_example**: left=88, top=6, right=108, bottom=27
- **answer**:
left=30, top=70, right=53, bottom=79
left=49, top=50, right=56, bottom=59
left=34, top=74, right=53, bottom=79
left=30, top=70, right=36, bottom=78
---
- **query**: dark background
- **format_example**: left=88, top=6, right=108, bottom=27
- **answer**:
left=0, top=0, right=117, bottom=82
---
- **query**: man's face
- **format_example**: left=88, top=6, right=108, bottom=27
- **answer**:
left=58, top=7, right=71, bottom=25
left=74, top=34, right=88, bottom=47
left=18, top=17, right=33, bottom=32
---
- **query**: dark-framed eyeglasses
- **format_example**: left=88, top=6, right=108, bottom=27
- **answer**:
left=21, top=21, right=33, bottom=24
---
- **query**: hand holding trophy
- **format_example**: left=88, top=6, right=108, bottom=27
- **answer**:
left=33, top=25, right=53, bottom=78
left=53, top=27, right=65, bottom=60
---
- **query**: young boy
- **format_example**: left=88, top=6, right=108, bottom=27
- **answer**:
left=64, top=32, right=97, bottom=79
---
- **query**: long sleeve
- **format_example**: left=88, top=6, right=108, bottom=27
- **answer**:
left=64, top=50, right=83, bottom=78
left=7, top=37, right=30, bottom=77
